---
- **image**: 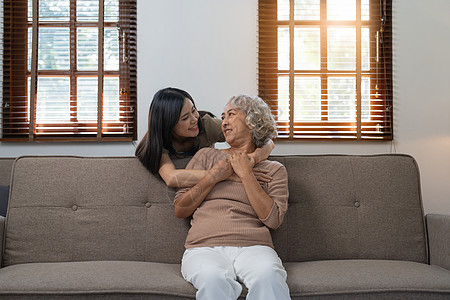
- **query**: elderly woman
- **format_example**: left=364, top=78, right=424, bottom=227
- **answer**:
left=174, top=95, right=290, bottom=300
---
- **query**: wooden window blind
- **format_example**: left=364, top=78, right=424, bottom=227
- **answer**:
left=258, top=0, right=392, bottom=140
left=1, top=0, right=137, bottom=142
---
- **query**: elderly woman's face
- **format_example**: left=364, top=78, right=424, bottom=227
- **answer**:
left=221, top=102, right=252, bottom=146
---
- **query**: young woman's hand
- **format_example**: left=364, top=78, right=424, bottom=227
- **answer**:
left=208, top=158, right=233, bottom=183
left=173, top=158, right=232, bottom=219
left=247, top=139, right=274, bottom=166
left=246, top=152, right=257, bottom=168
left=252, top=168, right=272, bottom=184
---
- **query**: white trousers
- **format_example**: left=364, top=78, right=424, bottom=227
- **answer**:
left=181, top=245, right=291, bottom=300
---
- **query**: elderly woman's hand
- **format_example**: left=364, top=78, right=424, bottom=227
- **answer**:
left=227, top=168, right=272, bottom=185
left=229, top=151, right=254, bottom=179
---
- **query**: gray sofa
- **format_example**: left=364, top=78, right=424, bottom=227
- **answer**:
left=0, top=155, right=449, bottom=299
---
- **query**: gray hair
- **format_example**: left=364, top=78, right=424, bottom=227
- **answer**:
left=228, top=95, right=277, bottom=148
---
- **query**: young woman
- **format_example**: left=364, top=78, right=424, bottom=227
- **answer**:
left=135, top=87, right=274, bottom=187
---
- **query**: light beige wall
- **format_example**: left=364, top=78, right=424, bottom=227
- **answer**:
left=1, top=0, right=449, bottom=214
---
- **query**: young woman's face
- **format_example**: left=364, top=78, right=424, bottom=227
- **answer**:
left=172, top=98, right=200, bottom=138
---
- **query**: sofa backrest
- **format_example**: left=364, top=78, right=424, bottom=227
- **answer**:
left=2, top=154, right=427, bottom=267
left=3, top=156, right=190, bottom=267
left=270, top=154, right=427, bottom=264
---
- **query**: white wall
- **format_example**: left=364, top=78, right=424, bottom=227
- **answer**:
left=1, top=0, right=449, bottom=215
left=391, top=0, right=450, bottom=215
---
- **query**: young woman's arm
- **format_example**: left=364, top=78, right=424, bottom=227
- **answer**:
left=247, top=139, right=275, bottom=166
left=173, top=159, right=233, bottom=218
left=204, top=114, right=274, bottom=166
left=159, top=151, right=271, bottom=188
left=158, top=152, right=207, bottom=188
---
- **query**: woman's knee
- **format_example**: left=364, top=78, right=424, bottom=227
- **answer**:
left=243, top=263, right=290, bottom=299
left=199, top=265, right=231, bottom=283
left=186, top=263, right=235, bottom=288
left=193, top=266, right=242, bottom=299
left=251, top=261, right=287, bottom=284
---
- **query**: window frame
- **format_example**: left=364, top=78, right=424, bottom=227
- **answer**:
left=1, top=0, right=137, bottom=142
left=258, top=0, right=393, bottom=141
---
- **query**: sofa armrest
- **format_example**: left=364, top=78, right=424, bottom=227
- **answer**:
left=426, top=213, right=450, bottom=270
left=0, top=215, right=5, bottom=267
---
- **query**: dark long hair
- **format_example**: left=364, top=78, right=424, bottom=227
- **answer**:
left=135, top=87, right=202, bottom=174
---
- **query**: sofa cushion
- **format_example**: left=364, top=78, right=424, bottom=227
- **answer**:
left=285, top=260, right=450, bottom=299
left=0, top=260, right=448, bottom=299
left=4, top=156, right=189, bottom=267
left=270, top=155, right=427, bottom=264
left=0, top=261, right=196, bottom=299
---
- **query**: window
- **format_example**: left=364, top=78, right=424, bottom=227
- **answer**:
left=258, top=0, right=392, bottom=140
left=1, top=0, right=137, bottom=141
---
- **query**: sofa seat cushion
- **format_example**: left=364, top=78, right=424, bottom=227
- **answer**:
left=0, top=261, right=196, bottom=299
left=286, top=260, right=450, bottom=299
left=1, top=260, right=449, bottom=300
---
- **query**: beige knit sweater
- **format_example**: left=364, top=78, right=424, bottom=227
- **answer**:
left=174, top=147, right=289, bottom=249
